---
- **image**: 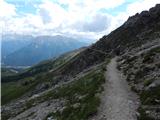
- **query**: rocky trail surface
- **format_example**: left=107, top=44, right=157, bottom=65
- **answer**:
left=91, top=57, right=139, bottom=120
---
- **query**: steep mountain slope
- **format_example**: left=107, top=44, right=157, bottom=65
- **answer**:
left=2, top=47, right=109, bottom=120
left=117, top=40, right=160, bottom=119
left=3, top=35, right=89, bottom=66
left=56, top=4, right=160, bottom=77
left=1, top=48, right=85, bottom=103
left=1, top=4, right=160, bottom=120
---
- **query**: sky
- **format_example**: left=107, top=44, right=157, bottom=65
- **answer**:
left=0, top=0, right=160, bottom=40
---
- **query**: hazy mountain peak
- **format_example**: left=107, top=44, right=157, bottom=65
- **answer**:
left=2, top=35, right=90, bottom=66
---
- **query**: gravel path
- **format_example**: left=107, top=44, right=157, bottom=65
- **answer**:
left=91, top=57, right=139, bottom=120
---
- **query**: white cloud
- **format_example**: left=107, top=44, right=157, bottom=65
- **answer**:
left=0, top=0, right=16, bottom=18
left=0, top=0, right=17, bottom=35
left=38, top=0, right=68, bottom=26
left=1, top=0, right=160, bottom=39
left=82, top=14, right=111, bottom=32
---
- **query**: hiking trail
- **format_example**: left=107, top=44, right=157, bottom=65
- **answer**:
left=91, top=57, right=139, bottom=120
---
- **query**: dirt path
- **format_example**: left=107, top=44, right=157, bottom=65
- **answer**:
left=91, top=57, right=139, bottom=120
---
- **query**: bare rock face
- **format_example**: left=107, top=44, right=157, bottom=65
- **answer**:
left=125, top=4, right=160, bottom=27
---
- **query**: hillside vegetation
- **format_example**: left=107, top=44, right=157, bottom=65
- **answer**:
left=2, top=48, right=84, bottom=105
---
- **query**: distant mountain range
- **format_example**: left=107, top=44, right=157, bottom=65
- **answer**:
left=2, top=35, right=90, bottom=66
left=1, top=35, right=33, bottom=59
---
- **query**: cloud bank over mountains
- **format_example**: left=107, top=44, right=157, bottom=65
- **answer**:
left=0, top=0, right=159, bottom=39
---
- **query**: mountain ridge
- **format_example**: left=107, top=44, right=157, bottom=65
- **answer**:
left=56, top=4, right=160, bottom=77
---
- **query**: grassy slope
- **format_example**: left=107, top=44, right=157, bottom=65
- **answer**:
left=1, top=77, right=38, bottom=105
left=1, top=59, right=108, bottom=120
left=21, top=64, right=106, bottom=120
left=45, top=68, right=105, bottom=120
left=1, top=49, right=83, bottom=105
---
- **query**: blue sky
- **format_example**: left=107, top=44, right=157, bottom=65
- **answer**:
left=5, top=0, right=135, bottom=15
left=0, top=0, right=160, bottom=39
